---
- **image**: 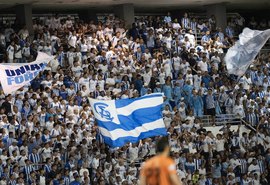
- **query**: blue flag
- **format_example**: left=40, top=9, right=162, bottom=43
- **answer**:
left=89, top=93, right=167, bottom=148
left=225, top=28, right=270, bottom=76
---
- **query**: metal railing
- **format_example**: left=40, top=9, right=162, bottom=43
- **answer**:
left=200, top=114, right=242, bottom=126
left=240, top=118, right=257, bottom=132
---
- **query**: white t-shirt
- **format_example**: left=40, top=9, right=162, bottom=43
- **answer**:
left=163, top=36, right=172, bottom=49
left=79, top=77, right=90, bottom=91
left=193, top=75, right=202, bottom=90
left=92, top=158, right=99, bottom=170
left=229, top=158, right=241, bottom=170
left=80, top=43, right=88, bottom=52
left=41, top=80, right=53, bottom=88
left=42, top=147, right=52, bottom=159
left=22, top=46, right=31, bottom=57
left=72, top=66, right=83, bottom=77
left=44, top=46, right=52, bottom=56
left=67, top=51, right=75, bottom=66
left=248, top=164, right=260, bottom=176
left=173, top=57, right=182, bottom=71
left=215, top=139, right=225, bottom=152
left=68, top=35, right=77, bottom=47
left=197, top=61, right=208, bottom=72
left=211, top=56, right=221, bottom=70
left=128, top=146, right=139, bottom=161
left=89, top=79, right=97, bottom=92
left=180, top=62, right=190, bottom=74
left=185, top=33, right=195, bottom=47
left=66, top=20, right=73, bottom=28
left=7, top=45, right=14, bottom=60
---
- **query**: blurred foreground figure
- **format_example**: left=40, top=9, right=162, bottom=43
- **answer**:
left=139, top=137, right=182, bottom=185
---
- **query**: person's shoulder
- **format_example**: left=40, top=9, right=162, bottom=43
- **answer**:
left=147, top=155, right=174, bottom=166
left=143, top=155, right=158, bottom=166
left=164, top=156, right=175, bottom=165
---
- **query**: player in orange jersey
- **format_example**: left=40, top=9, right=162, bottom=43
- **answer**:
left=139, top=137, right=182, bottom=185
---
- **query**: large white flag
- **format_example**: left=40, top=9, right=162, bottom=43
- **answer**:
left=225, top=28, right=270, bottom=76
left=0, top=52, right=54, bottom=94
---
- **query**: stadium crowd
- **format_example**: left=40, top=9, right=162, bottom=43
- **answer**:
left=0, top=12, right=270, bottom=185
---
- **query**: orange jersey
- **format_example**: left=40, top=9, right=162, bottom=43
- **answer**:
left=140, top=155, right=177, bottom=185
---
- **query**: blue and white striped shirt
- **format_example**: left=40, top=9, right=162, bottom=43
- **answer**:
left=44, top=164, right=51, bottom=174
left=63, top=176, right=70, bottom=185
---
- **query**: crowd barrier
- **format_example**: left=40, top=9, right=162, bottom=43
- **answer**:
left=200, top=114, right=242, bottom=126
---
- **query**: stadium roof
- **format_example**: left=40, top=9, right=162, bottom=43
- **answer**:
left=0, top=0, right=269, bottom=11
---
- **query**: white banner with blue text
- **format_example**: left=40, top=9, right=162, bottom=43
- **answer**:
left=0, top=52, right=54, bottom=94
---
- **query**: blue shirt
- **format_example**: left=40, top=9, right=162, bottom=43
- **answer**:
left=191, top=95, right=203, bottom=109
left=162, top=85, right=172, bottom=100
left=22, top=106, right=31, bottom=119
left=31, top=78, right=42, bottom=90
left=201, top=35, right=210, bottom=43
left=212, top=163, right=222, bottom=178
left=140, top=87, right=148, bottom=96
left=45, top=113, right=54, bottom=122
left=134, top=79, right=143, bottom=94
left=173, top=86, right=182, bottom=99
left=164, top=16, right=172, bottom=23
left=182, top=84, right=193, bottom=99
left=70, top=180, right=81, bottom=185
left=202, top=75, right=212, bottom=88
left=53, top=179, right=60, bottom=185
left=64, top=77, right=73, bottom=88
left=185, top=162, right=195, bottom=173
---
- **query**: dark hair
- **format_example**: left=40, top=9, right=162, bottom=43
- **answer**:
left=156, top=137, right=169, bottom=153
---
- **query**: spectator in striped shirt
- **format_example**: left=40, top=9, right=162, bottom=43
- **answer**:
left=23, top=159, right=34, bottom=183
left=181, top=13, right=190, bottom=30
left=28, top=148, right=41, bottom=170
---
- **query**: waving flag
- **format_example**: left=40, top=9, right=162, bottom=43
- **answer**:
left=0, top=52, right=54, bottom=94
left=90, top=93, right=167, bottom=148
left=225, top=28, right=270, bottom=76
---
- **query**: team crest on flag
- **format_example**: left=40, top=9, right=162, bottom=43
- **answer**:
left=94, top=102, right=114, bottom=122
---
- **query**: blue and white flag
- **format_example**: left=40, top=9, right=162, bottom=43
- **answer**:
left=0, top=52, right=54, bottom=94
left=225, top=28, right=270, bottom=76
left=89, top=93, right=167, bottom=148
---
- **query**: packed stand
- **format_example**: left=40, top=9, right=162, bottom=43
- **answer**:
left=0, top=12, right=269, bottom=185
